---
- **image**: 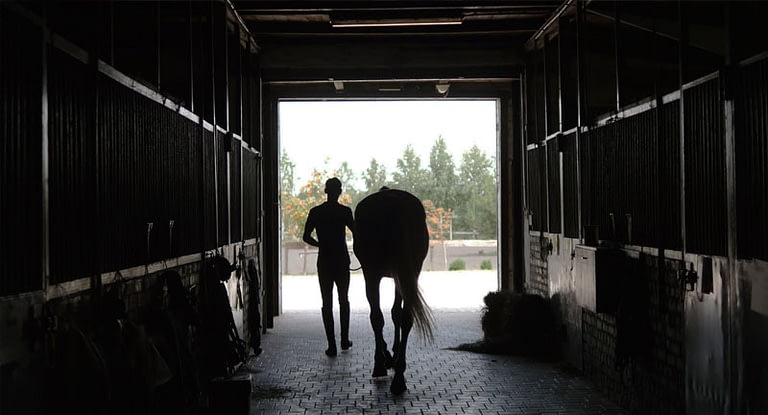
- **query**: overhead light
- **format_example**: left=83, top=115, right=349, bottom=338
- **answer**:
left=242, top=14, right=330, bottom=24
left=331, top=17, right=462, bottom=28
left=332, top=80, right=344, bottom=92
left=436, top=82, right=450, bottom=95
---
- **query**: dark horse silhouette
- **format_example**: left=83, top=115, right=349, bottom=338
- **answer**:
left=353, top=188, right=433, bottom=395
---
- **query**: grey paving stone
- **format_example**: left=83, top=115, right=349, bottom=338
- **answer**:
left=245, top=308, right=629, bottom=415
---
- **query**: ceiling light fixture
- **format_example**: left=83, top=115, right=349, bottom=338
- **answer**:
left=331, top=17, right=462, bottom=28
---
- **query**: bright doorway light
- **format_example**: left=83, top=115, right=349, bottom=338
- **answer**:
left=278, top=100, right=499, bottom=312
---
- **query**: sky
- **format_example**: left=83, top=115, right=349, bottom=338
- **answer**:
left=278, top=100, right=498, bottom=191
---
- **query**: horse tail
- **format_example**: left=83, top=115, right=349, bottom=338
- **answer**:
left=396, top=277, right=434, bottom=343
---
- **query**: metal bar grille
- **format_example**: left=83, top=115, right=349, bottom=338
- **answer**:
left=547, top=138, right=561, bottom=233
left=230, top=142, right=242, bottom=242
left=241, top=51, right=260, bottom=149
left=217, top=130, right=229, bottom=245
left=736, top=58, right=768, bottom=260
left=684, top=78, right=726, bottom=256
left=203, top=128, right=217, bottom=249
left=98, top=74, right=145, bottom=271
left=580, top=127, right=610, bottom=241
left=228, top=29, right=242, bottom=136
left=160, top=101, right=174, bottom=258
left=243, top=149, right=259, bottom=240
left=0, top=11, right=43, bottom=295
left=186, top=121, right=205, bottom=255
left=612, top=110, right=658, bottom=246
left=3, top=5, right=256, bottom=289
left=561, top=133, right=580, bottom=238
left=659, top=101, right=682, bottom=251
left=97, top=73, right=208, bottom=273
left=48, top=47, right=97, bottom=283
left=526, top=51, right=546, bottom=145
left=545, top=36, right=560, bottom=136
left=158, top=98, right=203, bottom=259
left=526, top=146, right=548, bottom=232
left=581, top=107, right=680, bottom=248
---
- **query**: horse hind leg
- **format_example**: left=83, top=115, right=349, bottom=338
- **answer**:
left=390, top=301, right=412, bottom=395
left=389, top=290, right=402, bottom=369
left=391, top=263, right=420, bottom=395
left=364, top=271, right=389, bottom=377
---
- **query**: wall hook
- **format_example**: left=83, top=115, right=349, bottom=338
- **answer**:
left=679, top=262, right=698, bottom=292
left=146, top=222, right=154, bottom=261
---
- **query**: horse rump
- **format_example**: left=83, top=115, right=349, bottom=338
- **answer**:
left=353, top=188, right=433, bottom=340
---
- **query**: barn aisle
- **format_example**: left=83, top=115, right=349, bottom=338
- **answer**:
left=245, top=274, right=628, bottom=414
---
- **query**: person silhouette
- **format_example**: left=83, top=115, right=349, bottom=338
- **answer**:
left=303, top=177, right=354, bottom=356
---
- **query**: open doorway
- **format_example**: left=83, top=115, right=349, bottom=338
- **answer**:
left=277, top=100, right=499, bottom=312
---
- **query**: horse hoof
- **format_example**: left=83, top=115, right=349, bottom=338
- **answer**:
left=390, top=375, right=407, bottom=395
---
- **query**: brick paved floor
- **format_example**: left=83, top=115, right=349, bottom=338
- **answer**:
left=244, top=283, right=630, bottom=415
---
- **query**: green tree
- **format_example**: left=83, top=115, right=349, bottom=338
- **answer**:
left=281, top=171, right=323, bottom=242
left=393, top=144, right=428, bottom=197
left=335, top=161, right=361, bottom=206
left=457, top=145, right=497, bottom=239
left=335, top=161, right=355, bottom=190
left=280, top=151, right=297, bottom=242
left=280, top=150, right=295, bottom=196
left=281, top=164, right=352, bottom=242
left=423, top=199, right=452, bottom=241
left=362, top=158, right=388, bottom=193
left=427, top=135, right=458, bottom=209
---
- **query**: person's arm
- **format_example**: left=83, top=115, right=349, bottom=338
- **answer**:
left=303, top=211, right=320, bottom=247
left=346, top=207, right=355, bottom=237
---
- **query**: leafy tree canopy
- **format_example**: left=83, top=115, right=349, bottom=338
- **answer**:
left=281, top=161, right=353, bottom=241
left=426, top=135, right=458, bottom=210
left=281, top=137, right=497, bottom=241
left=393, top=144, right=428, bottom=197
left=362, top=158, right=389, bottom=193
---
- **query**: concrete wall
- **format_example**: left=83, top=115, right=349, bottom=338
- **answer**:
left=0, top=248, right=261, bottom=415
left=742, top=259, right=768, bottom=413
left=0, top=292, right=45, bottom=414
left=529, top=232, right=687, bottom=414
left=527, top=229, right=768, bottom=414
left=281, top=240, right=498, bottom=275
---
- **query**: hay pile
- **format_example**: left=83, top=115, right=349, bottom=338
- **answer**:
left=455, top=291, right=559, bottom=359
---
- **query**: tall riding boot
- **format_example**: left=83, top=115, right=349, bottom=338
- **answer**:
left=340, top=301, right=352, bottom=350
left=321, top=307, right=337, bottom=356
